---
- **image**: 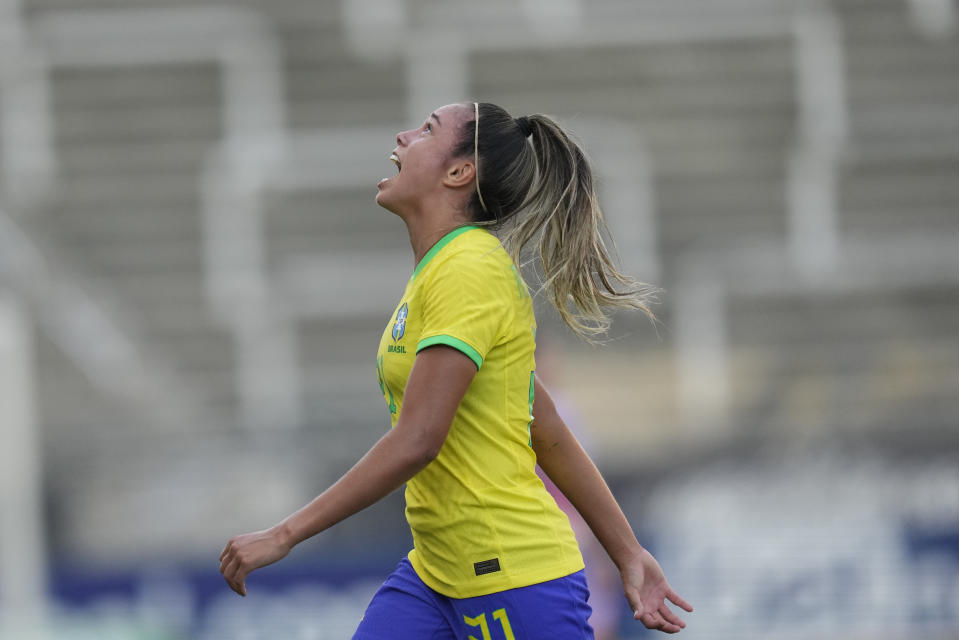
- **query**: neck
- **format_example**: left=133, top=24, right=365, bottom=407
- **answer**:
left=405, top=212, right=472, bottom=267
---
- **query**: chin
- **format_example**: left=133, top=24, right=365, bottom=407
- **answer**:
left=374, top=190, right=402, bottom=216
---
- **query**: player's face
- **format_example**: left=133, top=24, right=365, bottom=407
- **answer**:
left=376, top=103, right=472, bottom=214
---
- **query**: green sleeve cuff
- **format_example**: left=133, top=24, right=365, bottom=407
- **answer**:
left=417, top=335, right=483, bottom=370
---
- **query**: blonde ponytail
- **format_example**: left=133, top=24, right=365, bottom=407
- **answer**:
left=460, top=103, right=658, bottom=340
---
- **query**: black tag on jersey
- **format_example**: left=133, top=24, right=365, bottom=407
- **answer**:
left=474, top=558, right=501, bottom=576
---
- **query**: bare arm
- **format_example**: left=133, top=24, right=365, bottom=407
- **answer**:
left=219, top=345, right=476, bottom=596
left=531, top=378, right=693, bottom=633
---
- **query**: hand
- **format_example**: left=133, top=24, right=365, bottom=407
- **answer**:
left=218, top=526, right=291, bottom=596
left=620, top=547, right=693, bottom=633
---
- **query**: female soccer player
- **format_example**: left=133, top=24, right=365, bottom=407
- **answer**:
left=219, top=102, right=693, bottom=637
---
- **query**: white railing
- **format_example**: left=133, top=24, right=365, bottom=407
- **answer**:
left=3, top=6, right=289, bottom=429
left=0, top=290, right=48, bottom=637
left=0, top=0, right=54, bottom=210
left=0, top=6, right=242, bottom=426
left=1, top=0, right=953, bottom=439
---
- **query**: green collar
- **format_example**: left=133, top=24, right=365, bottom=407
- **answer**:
left=411, top=225, right=480, bottom=281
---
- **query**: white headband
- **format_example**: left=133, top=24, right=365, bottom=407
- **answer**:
left=474, top=102, right=489, bottom=214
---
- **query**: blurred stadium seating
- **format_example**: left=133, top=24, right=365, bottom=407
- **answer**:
left=1, top=0, right=957, bottom=638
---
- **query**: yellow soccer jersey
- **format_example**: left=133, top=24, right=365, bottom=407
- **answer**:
left=375, top=226, right=584, bottom=598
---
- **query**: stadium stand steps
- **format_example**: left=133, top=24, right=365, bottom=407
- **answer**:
left=837, top=0, right=959, bottom=235
left=283, top=22, right=408, bottom=130
left=726, top=286, right=959, bottom=435
left=263, top=187, right=406, bottom=261
left=839, top=151, right=959, bottom=233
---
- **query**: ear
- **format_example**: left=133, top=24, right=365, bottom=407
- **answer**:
left=442, top=158, right=477, bottom=189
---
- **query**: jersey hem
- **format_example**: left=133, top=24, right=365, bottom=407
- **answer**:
left=417, top=334, right=483, bottom=369
left=408, top=550, right=585, bottom=599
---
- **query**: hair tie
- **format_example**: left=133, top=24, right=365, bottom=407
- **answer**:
left=515, top=116, right=533, bottom=138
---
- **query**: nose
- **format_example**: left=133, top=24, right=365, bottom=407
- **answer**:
left=396, top=128, right=414, bottom=147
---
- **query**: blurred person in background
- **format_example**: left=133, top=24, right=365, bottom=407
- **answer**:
left=219, top=102, right=692, bottom=638
left=535, top=342, right=626, bottom=640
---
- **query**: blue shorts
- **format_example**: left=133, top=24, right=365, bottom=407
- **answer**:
left=353, top=558, right=594, bottom=640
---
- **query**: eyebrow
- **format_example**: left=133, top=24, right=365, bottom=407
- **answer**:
left=430, top=112, right=441, bottom=126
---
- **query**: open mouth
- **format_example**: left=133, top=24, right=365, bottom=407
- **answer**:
left=378, top=151, right=402, bottom=189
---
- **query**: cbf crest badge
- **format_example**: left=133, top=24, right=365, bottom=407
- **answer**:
left=391, top=303, right=408, bottom=342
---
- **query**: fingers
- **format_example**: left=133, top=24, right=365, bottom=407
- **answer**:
left=225, top=572, right=247, bottom=596
left=658, top=603, right=687, bottom=630
left=223, top=576, right=246, bottom=597
left=639, top=611, right=682, bottom=634
left=218, top=545, right=232, bottom=575
left=218, top=540, right=248, bottom=596
left=221, top=554, right=245, bottom=596
left=218, top=544, right=238, bottom=577
left=667, top=588, right=694, bottom=613
left=629, top=590, right=690, bottom=634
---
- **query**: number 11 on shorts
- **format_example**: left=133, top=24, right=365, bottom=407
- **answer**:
left=464, top=608, right=516, bottom=640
